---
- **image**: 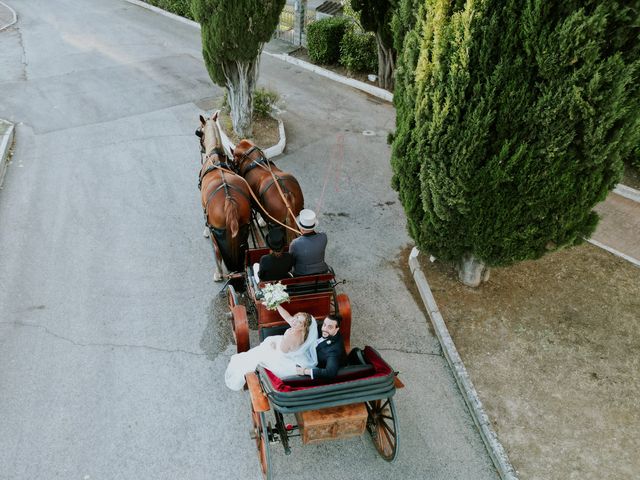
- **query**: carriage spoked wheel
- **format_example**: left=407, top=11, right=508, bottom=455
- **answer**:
left=250, top=408, right=272, bottom=480
left=366, top=397, right=399, bottom=462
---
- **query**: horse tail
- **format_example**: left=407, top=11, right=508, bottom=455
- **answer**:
left=224, top=195, right=240, bottom=239
left=283, top=190, right=298, bottom=244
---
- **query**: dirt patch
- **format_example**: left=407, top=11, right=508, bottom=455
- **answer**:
left=218, top=110, right=281, bottom=150
left=418, top=244, right=640, bottom=480
left=288, top=47, right=392, bottom=93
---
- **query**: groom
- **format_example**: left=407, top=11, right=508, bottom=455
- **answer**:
left=296, top=314, right=346, bottom=379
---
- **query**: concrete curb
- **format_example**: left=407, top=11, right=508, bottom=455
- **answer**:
left=0, top=120, right=15, bottom=187
left=213, top=111, right=286, bottom=159
left=0, top=0, right=17, bottom=31
left=262, top=51, right=393, bottom=103
left=408, top=247, right=518, bottom=480
left=123, top=0, right=200, bottom=29
left=614, top=183, right=640, bottom=204
left=122, top=0, right=393, bottom=104
left=586, top=238, right=640, bottom=268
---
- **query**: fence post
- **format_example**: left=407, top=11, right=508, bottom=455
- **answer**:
left=293, top=0, right=308, bottom=47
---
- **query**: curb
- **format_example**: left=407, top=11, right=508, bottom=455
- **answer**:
left=408, top=247, right=518, bottom=480
left=614, top=183, right=640, bottom=204
left=0, top=120, right=15, bottom=187
left=123, top=0, right=199, bottom=29
left=122, top=0, right=393, bottom=104
left=262, top=51, right=393, bottom=103
left=214, top=111, right=286, bottom=159
left=0, top=0, right=17, bottom=31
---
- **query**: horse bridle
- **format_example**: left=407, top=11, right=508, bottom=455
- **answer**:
left=237, top=145, right=274, bottom=176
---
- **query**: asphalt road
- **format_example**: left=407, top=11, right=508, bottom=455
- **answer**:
left=0, top=1, right=499, bottom=479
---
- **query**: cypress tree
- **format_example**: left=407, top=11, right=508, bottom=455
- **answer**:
left=391, top=0, right=640, bottom=286
left=191, top=0, right=285, bottom=137
left=350, top=0, right=397, bottom=89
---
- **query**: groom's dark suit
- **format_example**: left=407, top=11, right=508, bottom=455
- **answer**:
left=311, top=325, right=347, bottom=379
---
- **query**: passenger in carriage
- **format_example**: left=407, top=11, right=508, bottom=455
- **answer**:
left=224, top=305, right=318, bottom=390
left=253, top=227, right=294, bottom=282
left=295, top=314, right=346, bottom=379
left=289, top=209, right=329, bottom=276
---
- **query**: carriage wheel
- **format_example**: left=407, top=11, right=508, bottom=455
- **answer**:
left=366, top=397, right=399, bottom=462
left=230, top=305, right=250, bottom=353
left=251, top=408, right=272, bottom=480
left=227, top=284, right=240, bottom=309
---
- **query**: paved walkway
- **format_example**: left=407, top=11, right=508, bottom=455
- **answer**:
left=593, top=191, right=640, bottom=264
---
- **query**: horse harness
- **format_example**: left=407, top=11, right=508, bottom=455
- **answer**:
left=199, top=149, right=251, bottom=229
left=239, top=146, right=298, bottom=203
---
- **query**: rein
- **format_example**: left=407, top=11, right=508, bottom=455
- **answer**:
left=237, top=146, right=301, bottom=235
left=200, top=150, right=301, bottom=235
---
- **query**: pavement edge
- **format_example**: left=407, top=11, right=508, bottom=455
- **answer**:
left=408, top=247, right=518, bottom=480
left=0, top=120, right=15, bottom=187
left=0, top=0, right=17, bottom=31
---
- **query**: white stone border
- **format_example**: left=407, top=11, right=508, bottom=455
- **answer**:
left=123, top=0, right=200, bottom=28
left=122, top=0, right=393, bottom=104
left=586, top=238, right=640, bottom=268
left=212, top=110, right=286, bottom=159
left=262, top=52, right=393, bottom=103
left=408, top=247, right=518, bottom=480
left=0, top=120, right=15, bottom=187
left=614, top=184, right=640, bottom=203
left=0, top=0, right=17, bottom=31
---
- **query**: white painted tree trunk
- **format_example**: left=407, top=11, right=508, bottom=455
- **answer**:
left=457, top=254, right=491, bottom=287
left=375, top=32, right=394, bottom=91
left=223, top=55, right=261, bottom=138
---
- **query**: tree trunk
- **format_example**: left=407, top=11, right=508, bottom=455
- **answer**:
left=222, top=55, right=261, bottom=138
left=375, top=32, right=395, bottom=91
left=457, top=254, right=491, bottom=287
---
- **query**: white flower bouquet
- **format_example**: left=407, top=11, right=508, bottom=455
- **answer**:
left=261, top=282, right=290, bottom=310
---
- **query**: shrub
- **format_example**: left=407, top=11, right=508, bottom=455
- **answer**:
left=339, top=31, right=378, bottom=73
left=221, top=88, right=279, bottom=118
left=253, top=88, right=279, bottom=118
left=306, top=17, right=350, bottom=64
left=143, top=0, right=194, bottom=20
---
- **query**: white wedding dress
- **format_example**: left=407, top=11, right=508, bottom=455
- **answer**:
left=225, top=326, right=318, bottom=391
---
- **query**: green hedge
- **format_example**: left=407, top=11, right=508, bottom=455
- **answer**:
left=339, top=31, right=377, bottom=73
left=143, top=0, right=193, bottom=20
left=307, top=17, right=350, bottom=64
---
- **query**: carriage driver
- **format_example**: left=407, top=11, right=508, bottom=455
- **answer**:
left=289, top=209, right=329, bottom=276
left=253, top=227, right=294, bottom=282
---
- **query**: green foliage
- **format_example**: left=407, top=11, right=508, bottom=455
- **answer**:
left=221, top=88, right=278, bottom=118
left=191, top=0, right=285, bottom=87
left=339, top=31, right=378, bottom=73
left=390, top=0, right=420, bottom=53
left=351, top=0, right=395, bottom=46
left=306, top=17, right=350, bottom=64
left=143, top=0, right=194, bottom=19
left=391, top=0, right=640, bottom=268
left=253, top=88, right=279, bottom=117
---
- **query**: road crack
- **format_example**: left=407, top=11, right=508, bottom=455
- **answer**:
left=2, top=321, right=205, bottom=357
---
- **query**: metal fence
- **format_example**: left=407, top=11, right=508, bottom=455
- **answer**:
left=273, top=5, right=317, bottom=46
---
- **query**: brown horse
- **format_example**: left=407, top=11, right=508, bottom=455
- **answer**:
left=231, top=139, right=304, bottom=243
left=196, top=112, right=252, bottom=281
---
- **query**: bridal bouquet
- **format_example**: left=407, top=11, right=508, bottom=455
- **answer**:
left=261, top=282, right=290, bottom=310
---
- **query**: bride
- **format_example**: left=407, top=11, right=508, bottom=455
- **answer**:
left=225, top=304, right=318, bottom=390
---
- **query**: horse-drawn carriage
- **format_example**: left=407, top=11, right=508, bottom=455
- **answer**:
left=194, top=112, right=403, bottom=479
left=229, top=244, right=403, bottom=479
